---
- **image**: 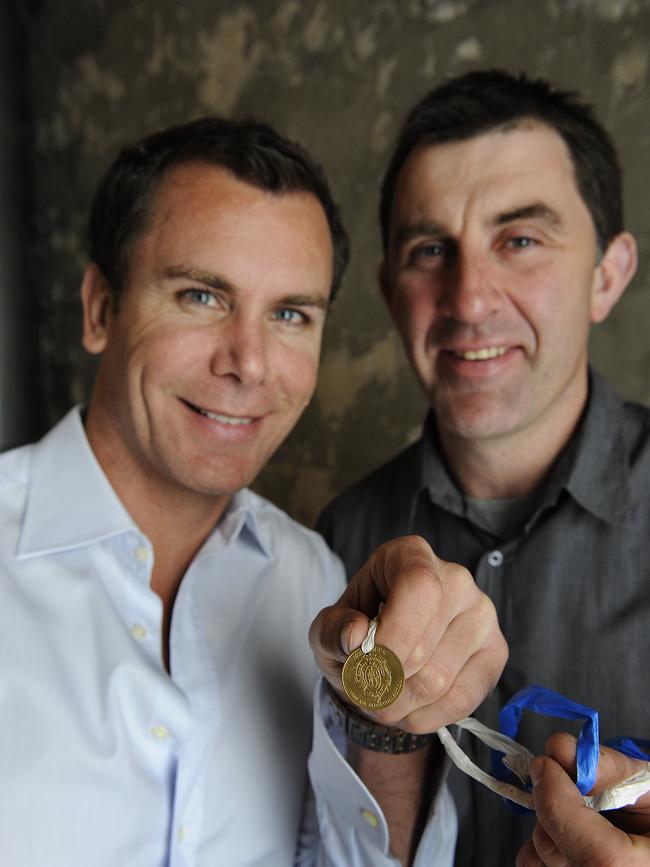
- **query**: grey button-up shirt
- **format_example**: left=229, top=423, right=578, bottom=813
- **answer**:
left=318, top=370, right=650, bottom=867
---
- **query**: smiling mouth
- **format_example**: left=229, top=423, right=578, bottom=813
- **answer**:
left=183, top=400, right=255, bottom=426
left=451, top=346, right=508, bottom=361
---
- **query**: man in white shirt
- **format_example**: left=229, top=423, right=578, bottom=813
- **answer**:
left=0, top=117, right=506, bottom=866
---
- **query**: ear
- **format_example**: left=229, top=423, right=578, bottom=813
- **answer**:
left=81, top=264, right=114, bottom=355
left=590, top=231, right=638, bottom=324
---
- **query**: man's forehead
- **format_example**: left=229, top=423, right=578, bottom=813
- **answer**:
left=120, top=159, right=334, bottom=300
left=133, top=161, right=331, bottom=251
left=404, top=121, right=572, bottom=184
left=390, top=122, right=580, bottom=225
left=142, top=161, right=324, bottom=229
left=146, top=162, right=255, bottom=220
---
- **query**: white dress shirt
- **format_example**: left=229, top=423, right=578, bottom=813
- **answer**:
left=0, top=408, right=456, bottom=866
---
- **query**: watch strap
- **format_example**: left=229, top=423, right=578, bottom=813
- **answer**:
left=326, top=683, right=437, bottom=754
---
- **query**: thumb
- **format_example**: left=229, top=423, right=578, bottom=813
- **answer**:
left=309, top=602, right=371, bottom=680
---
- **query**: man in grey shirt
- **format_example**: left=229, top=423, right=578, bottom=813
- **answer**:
left=318, top=70, right=650, bottom=866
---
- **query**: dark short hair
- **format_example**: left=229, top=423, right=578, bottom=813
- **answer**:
left=88, top=116, right=349, bottom=304
left=380, top=69, right=623, bottom=254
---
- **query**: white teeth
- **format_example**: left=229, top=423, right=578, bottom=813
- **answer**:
left=198, top=408, right=253, bottom=426
left=454, top=346, right=508, bottom=361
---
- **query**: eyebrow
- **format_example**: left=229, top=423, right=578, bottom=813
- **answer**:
left=494, top=202, right=562, bottom=227
left=280, top=294, right=329, bottom=310
left=162, top=266, right=329, bottom=310
left=163, top=266, right=234, bottom=291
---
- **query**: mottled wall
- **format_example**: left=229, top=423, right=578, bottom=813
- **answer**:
left=25, top=0, right=650, bottom=526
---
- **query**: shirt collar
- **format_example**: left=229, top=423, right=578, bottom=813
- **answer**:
left=197, top=488, right=271, bottom=560
left=419, top=368, right=630, bottom=526
left=421, top=414, right=467, bottom=519
left=18, top=408, right=272, bottom=560
left=562, top=369, right=630, bottom=524
left=17, top=407, right=137, bottom=558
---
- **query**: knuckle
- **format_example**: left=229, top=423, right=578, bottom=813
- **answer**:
left=403, top=534, right=433, bottom=557
left=474, top=591, right=499, bottom=628
left=377, top=534, right=431, bottom=565
left=440, top=560, right=474, bottom=587
left=491, top=633, right=509, bottom=669
left=442, top=681, right=476, bottom=720
left=406, top=639, right=430, bottom=670
left=532, top=822, right=558, bottom=858
left=383, top=619, right=419, bottom=655
left=415, top=663, right=453, bottom=703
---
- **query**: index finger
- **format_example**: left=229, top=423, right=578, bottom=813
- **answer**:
left=374, top=552, right=479, bottom=678
left=546, top=732, right=650, bottom=797
left=339, top=536, right=444, bottom=662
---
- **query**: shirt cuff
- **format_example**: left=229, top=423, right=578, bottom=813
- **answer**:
left=308, top=678, right=457, bottom=867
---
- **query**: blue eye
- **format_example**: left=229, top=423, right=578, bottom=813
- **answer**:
left=275, top=308, right=307, bottom=324
left=184, top=289, right=215, bottom=305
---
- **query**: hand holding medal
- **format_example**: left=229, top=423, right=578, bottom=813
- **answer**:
left=309, top=535, right=508, bottom=734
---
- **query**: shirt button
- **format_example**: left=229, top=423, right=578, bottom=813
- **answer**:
left=151, top=725, right=170, bottom=740
left=360, top=808, right=379, bottom=828
left=134, top=546, right=150, bottom=562
left=487, top=550, right=504, bottom=567
left=178, top=826, right=187, bottom=842
left=131, top=624, right=147, bottom=640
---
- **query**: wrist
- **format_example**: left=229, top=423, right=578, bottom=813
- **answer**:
left=326, top=682, right=437, bottom=754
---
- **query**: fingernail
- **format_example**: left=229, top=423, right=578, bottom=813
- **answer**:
left=341, top=623, right=354, bottom=656
left=529, top=757, right=545, bottom=785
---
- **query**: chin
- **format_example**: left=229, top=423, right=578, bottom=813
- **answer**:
left=437, top=403, right=523, bottom=443
left=434, top=379, right=521, bottom=433
left=163, top=458, right=254, bottom=501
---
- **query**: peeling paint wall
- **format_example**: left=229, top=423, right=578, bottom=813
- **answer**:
left=26, top=0, right=650, bottom=525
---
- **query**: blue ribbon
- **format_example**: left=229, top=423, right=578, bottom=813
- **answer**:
left=490, top=685, right=649, bottom=815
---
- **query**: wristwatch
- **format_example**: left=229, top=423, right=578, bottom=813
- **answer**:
left=326, top=683, right=437, bottom=754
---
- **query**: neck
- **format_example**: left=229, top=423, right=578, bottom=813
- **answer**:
left=438, top=385, right=588, bottom=500
left=442, top=434, right=557, bottom=499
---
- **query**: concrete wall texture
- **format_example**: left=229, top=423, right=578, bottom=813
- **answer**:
left=25, top=0, right=650, bottom=526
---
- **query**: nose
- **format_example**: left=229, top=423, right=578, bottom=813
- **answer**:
left=210, top=313, right=267, bottom=387
left=437, top=248, right=502, bottom=325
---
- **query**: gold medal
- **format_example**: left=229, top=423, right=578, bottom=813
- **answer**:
left=341, top=644, right=404, bottom=711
